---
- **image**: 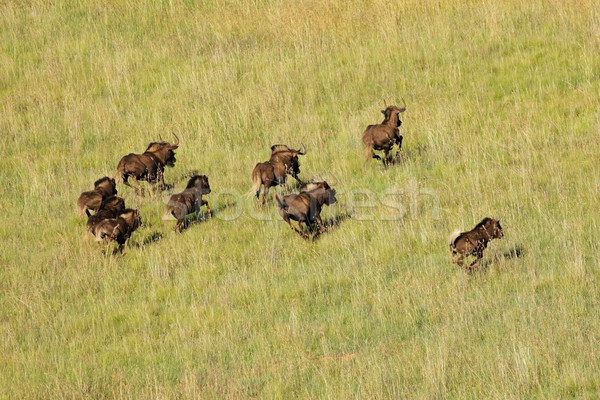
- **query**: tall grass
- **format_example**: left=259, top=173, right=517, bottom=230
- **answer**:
left=1, top=0, right=599, bottom=398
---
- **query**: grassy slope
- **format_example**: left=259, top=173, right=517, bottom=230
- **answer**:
left=1, top=0, right=599, bottom=397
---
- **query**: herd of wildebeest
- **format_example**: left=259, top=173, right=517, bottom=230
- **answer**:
left=77, top=101, right=504, bottom=270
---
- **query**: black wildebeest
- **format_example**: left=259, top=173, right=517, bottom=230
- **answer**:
left=77, top=177, right=118, bottom=217
left=163, top=175, right=211, bottom=233
left=362, top=99, right=406, bottom=165
left=449, top=217, right=504, bottom=270
left=94, top=208, right=142, bottom=254
left=85, top=195, right=126, bottom=240
left=250, top=144, right=306, bottom=207
left=276, top=181, right=337, bottom=240
left=115, top=134, right=180, bottom=195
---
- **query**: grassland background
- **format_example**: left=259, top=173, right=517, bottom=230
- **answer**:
left=1, top=0, right=599, bottom=398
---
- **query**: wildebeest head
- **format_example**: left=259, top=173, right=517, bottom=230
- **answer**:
left=145, top=133, right=180, bottom=167
left=185, top=174, right=211, bottom=195
left=302, top=181, right=337, bottom=205
left=93, top=176, right=117, bottom=196
left=100, top=195, right=125, bottom=212
left=381, top=99, right=407, bottom=128
left=122, top=208, right=143, bottom=231
left=478, top=217, right=504, bottom=239
left=270, top=143, right=306, bottom=177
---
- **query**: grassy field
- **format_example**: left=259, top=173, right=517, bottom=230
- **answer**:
left=1, top=0, right=600, bottom=398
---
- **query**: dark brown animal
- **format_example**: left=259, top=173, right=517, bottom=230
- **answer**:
left=77, top=177, right=117, bottom=217
left=276, top=181, right=337, bottom=239
left=250, top=144, right=306, bottom=207
left=362, top=99, right=406, bottom=165
left=163, top=175, right=211, bottom=232
left=94, top=208, right=142, bottom=254
left=115, top=134, right=180, bottom=195
left=449, top=217, right=504, bottom=270
left=85, top=196, right=126, bottom=239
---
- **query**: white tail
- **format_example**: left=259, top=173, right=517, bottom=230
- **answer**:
left=448, top=229, right=461, bottom=248
left=247, top=172, right=261, bottom=197
left=113, top=169, right=123, bottom=184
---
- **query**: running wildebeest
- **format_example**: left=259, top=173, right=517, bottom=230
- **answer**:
left=77, top=177, right=118, bottom=218
left=276, top=181, right=337, bottom=240
left=115, top=134, right=180, bottom=195
left=85, top=195, right=126, bottom=240
left=362, top=99, right=406, bottom=165
left=449, top=217, right=504, bottom=270
left=94, top=208, right=142, bottom=254
left=250, top=144, right=306, bottom=207
left=163, top=175, right=211, bottom=233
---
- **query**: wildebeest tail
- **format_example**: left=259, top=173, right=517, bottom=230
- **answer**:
left=162, top=205, right=176, bottom=221
left=114, top=157, right=129, bottom=183
left=448, top=229, right=461, bottom=249
left=247, top=167, right=261, bottom=197
left=114, top=167, right=124, bottom=184
left=363, top=136, right=374, bottom=161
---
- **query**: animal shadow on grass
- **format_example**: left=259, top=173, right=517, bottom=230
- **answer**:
left=478, top=245, right=525, bottom=271
left=178, top=211, right=212, bottom=232
left=142, top=231, right=164, bottom=246
left=121, top=231, right=164, bottom=252
left=210, top=201, right=239, bottom=218
left=387, top=144, right=428, bottom=166
left=96, top=231, right=163, bottom=256
left=404, top=143, right=429, bottom=159
left=310, top=213, right=352, bottom=242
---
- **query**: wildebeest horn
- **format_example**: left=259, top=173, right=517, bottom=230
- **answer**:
left=297, top=143, right=306, bottom=155
left=399, top=98, right=407, bottom=113
left=172, top=133, right=180, bottom=147
left=383, top=99, right=387, bottom=108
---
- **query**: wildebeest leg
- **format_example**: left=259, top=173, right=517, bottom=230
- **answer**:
left=128, top=176, right=145, bottom=196
left=365, top=144, right=379, bottom=161
left=119, top=237, right=130, bottom=255
left=469, top=255, right=482, bottom=269
left=395, top=138, right=403, bottom=159
left=277, top=177, right=289, bottom=194
left=255, top=185, right=261, bottom=200
left=260, top=186, right=270, bottom=207
left=315, top=215, right=326, bottom=234
left=384, top=148, right=392, bottom=166
left=122, top=175, right=135, bottom=193
left=452, top=253, right=465, bottom=268
left=283, top=215, right=308, bottom=239
left=175, top=219, right=184, bottom=233
left=157, top=168, right=166, bottom=191
left=296, top=222, right=310, bottom=240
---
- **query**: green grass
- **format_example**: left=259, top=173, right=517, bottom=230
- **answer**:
left=1, top=0, right=600, bottom=398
